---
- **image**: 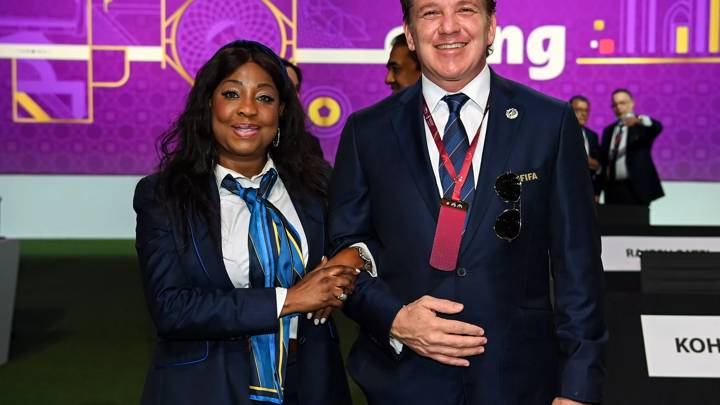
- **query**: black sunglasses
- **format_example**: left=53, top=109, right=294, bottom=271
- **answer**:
left=493, top=172, right=522, bottom=241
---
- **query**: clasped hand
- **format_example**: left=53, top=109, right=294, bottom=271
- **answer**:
left=306, top=248, right=366, bottom=324
left=280, top=257, right=358, bottom=317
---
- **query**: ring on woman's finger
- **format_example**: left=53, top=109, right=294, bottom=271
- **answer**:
left=337, top=292, right=348, bottom=302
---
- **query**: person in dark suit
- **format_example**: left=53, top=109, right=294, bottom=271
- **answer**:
left=133, top=40, right=354, bottom=405
left=600, top=88, right=664, bottom=205
left=570, top=95, right=602, bottom=200
left=324, top=1, right=607, bottom=404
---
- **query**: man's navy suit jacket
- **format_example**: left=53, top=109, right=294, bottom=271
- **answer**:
left=329, top=71, right=607, bottom=405
left=600, top=118, right=664, bottom=203
left=134, top=174, right=351, bottom=405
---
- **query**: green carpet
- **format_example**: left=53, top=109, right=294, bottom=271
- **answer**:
left=0, top=240, right=366, bottom=404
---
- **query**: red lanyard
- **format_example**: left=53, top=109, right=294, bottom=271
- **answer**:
left=422, top=94, right=491, bottom=201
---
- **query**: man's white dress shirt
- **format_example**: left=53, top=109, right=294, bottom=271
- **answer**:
left=608, top=114, right=653, bottom=180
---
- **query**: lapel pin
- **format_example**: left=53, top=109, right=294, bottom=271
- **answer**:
left=506, top=108, right=519, bottom=120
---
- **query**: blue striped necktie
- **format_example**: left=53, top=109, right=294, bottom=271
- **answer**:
left=439, top=93, right=475, bottom=205
left=221, top=168, right=305, bottom=404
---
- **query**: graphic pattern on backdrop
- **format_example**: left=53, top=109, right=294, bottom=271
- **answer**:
left=0, top=0, right=719, bottom=181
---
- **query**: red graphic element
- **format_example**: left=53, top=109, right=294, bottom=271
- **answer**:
left=599, top=39, right=615, bottom=55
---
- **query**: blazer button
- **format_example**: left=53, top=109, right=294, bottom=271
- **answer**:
left=298, top=336, right=307, bottom=345
left=456, top=267, right=467, bottom=277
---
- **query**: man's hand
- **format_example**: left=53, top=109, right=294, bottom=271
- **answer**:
left=390, top=295, right=486, bottom=366
left=551, top=397, right=589, bottom=405
left=622, top=115, right=640, bottom=127
left=587, top=157, right=600, bottom=171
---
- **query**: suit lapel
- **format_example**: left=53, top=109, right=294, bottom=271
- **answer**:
left=186, top=177, right=234, bottom=289
left=392, top=82, right=441, bottom=219
left=461, top=71, right=523, bottom=255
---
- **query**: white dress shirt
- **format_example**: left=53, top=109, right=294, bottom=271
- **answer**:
left=215, top=159, right=307, bottom=338
left=609, top=114, right=653, bottom=180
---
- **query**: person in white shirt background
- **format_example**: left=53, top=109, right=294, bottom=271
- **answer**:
left=600, top=88, right=664, bottom=205
left=570, top=95, right=602, bottom=201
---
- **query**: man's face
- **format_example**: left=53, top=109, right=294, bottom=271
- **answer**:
left=571, top=99, right=590, bottom=127
left=612, top=91, right=634, bottom=118
left=385, top=44, right=421, bottom=93
left=404, top=0, right=496, bottom=92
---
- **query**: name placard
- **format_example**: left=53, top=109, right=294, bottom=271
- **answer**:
left=641, top=315, right=720, bottom=378
left=601, top=236, right=720, bottom=272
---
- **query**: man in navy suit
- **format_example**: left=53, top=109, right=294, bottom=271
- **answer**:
left=600, top=88, right=664, bottom=205
left=570, top=95, right=602, bottom=200
left=327, top=1, right=607, bottom=404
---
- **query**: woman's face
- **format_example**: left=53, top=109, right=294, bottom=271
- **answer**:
left=211, top=61, right=283, bottom=173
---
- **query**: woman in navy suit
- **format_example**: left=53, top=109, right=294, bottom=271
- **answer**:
left=133, top=40, right=354, bottom=405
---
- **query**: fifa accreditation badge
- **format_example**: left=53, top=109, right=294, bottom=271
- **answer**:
left=429, top=198, right=469, bottom=271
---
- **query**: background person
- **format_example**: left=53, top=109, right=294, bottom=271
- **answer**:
left=385, top=33, right=422, bottom=94
left=570, top=95, right=602, bottom=200
left=600, top=88, right=664, bottom=205
left=281, top=57, right=325, bottom=162
left=282, top=58, right=303, bottom=92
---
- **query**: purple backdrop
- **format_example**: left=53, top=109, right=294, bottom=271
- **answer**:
left=1, top=0, right=719, bottom=180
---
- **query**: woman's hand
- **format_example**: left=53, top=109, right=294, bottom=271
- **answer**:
left=280, top=258, right=359, bottom=316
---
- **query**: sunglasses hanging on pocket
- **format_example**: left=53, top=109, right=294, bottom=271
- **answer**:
left=494, top=172, right=522, bottom=241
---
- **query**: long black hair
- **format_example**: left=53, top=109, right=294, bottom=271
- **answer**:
left=156, top=40, right=330, bottom=241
